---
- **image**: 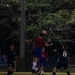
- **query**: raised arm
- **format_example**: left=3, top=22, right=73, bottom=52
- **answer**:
left=45, top=42, right=53, bottom=47
left=25, top=39, right=32, bottom=43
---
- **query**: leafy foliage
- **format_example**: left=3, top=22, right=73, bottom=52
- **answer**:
left=0, top=0, right=75, bottom=70
left=0, top=0, right=75, bottom=45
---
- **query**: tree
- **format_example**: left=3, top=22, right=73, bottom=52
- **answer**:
left=0, top=0, right=75, bottom=71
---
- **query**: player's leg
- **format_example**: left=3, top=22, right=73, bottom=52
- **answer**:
left=6, top=68, right=11, bottom=75
left=10, top=63, right=15, bottom=75
left=6, top=64, right=12, bottom=75
left=6, top=62, right=11, bottom=75
left=52, top=62, right=62, bottom=75
left=40, top=66, right=44, bottom=75
left=67, top=70, right=70, bottom=75
left=6, top=62, right=15, bottom=75
left=32, top=48, right=42, bottom=74
left=56, top=54, right=61, bottom=72
left=32, top=57, right=38, bottom=74
left=38, top=64, right=44, bottom=75
left=63, top=63, right=70, bottom=75
left=52, top=67, right=57, bottom=75
left=38, top=60, right=45, bottom=75
left=32, top=49, right=38, bottom=73
left=35, top=61, right=39, bottom=73
left=40, top=61, right=45, bottom=75
left=51, top=54, right=60, bottom=73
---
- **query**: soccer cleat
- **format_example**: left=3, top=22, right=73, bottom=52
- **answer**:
left=38, top=73, right=40, bottom=75
left=52, top=72, right=56, bottom=75
left=35, top=69, right=39, bottom=74
left=38, top=71, right=41, bottom=75
left=32, top=69, right=36, bottom=74
left=67, top=71, right=70, bottom=75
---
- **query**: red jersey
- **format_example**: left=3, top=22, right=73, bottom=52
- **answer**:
left=32, top=37, right=46, bottom=48
left=40, top=51, right=48, bottom=61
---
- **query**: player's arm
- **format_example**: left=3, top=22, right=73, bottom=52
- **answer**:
left=46, top=55, right=49, bottom=61
left=67, top=52, right=70, bottom=60
left=46, top=52, right=49, bottom=61
left=4, top=54, right=7, bottom=62
left=15, top=55, right=18, bottom=63
left=67, top=57, right=69, bottom=60
left=53, top=49, right=57, bottom=52
left=14, top=51, right=19, bottom=63
left=25, top=39, right=32, bottom=43
left=45, top=42, right=53, bottom=47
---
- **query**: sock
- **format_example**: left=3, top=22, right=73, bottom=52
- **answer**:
left=35, top=67, right=39, bottom=72
left=38, top=70, right=41, bottom=74
left=7, top=70, right=11, bottom=75
left=52, top=72, right=56, bottom=75
left=32, top=62, right=37, bottom=70
left=41, top=70, right=44, bottom=75
left=67, top=71, right=70, bottom=75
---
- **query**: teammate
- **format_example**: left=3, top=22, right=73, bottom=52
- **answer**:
left=4, top=44, right=18, bottom=75
left=38, top=47, right=48, bottom=75
left=26, top=31, right=53, bottom=74
left=45, top=41, right=60, bottom=72
left=52, top=44, right=70, bottom=75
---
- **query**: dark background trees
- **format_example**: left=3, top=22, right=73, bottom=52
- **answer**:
left=0, top=0, right=75, bottom=53
left=0, top=0, right=75, bottom=71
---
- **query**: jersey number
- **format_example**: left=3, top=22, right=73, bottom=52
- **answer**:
left=63, top=51, right=67, bottom=57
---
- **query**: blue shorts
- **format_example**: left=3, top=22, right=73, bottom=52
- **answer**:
left=34, top=48, right=42, bottom=58
left=39, top=60, right=45, bottom=66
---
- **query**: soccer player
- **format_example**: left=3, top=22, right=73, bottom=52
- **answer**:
left=4, top=44, right=18, bottom=75
left=26, top=31, right=53, bottom=74
left=52, top=44, right=70, bottom=75
left=38, top=47, right=48, bottom=75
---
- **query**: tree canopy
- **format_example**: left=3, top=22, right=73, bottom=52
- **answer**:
left=0, top=0, right=75, bottom=48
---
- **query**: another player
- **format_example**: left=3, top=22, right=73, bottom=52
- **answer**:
left=38, top=47, right=48, bottom=75
left=4, top=44, right=18, bottom=75
left=52, top=44, right=70, bottom=75
left=26, top=30, right=53, bottom=74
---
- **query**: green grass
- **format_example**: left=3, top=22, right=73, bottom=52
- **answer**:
left=0, top=72, right=75, bottom=75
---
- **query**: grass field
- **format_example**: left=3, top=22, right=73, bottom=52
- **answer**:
left=0, top=72, right=75, bottom=75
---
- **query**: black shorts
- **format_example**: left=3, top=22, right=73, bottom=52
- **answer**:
left=56, top=61, right=68, bottom=69
left=7, top=61, right=15, bottom=69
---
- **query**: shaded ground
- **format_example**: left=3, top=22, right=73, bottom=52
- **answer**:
left=0, top=72, right=75, bottom=75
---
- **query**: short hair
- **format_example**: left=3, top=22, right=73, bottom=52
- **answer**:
left=40, top=33, right=44, bottom=37
left=63, top=44, right=68, bottom=49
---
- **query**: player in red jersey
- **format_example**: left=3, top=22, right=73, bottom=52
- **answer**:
left=38, top=47, right=48, bottom=75
left=26, top=32, right=53, bottom=74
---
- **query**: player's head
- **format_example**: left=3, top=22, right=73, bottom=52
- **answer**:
left=40, top=30, right=47, bottom=37
left=62, top=44, right=68, bottom=50
left=10, top=44, right=14, bottom=50
left=39, top=33, right=44, bottom=37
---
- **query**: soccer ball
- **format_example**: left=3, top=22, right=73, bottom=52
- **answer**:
left=42, top=30, right=47, bottom=35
